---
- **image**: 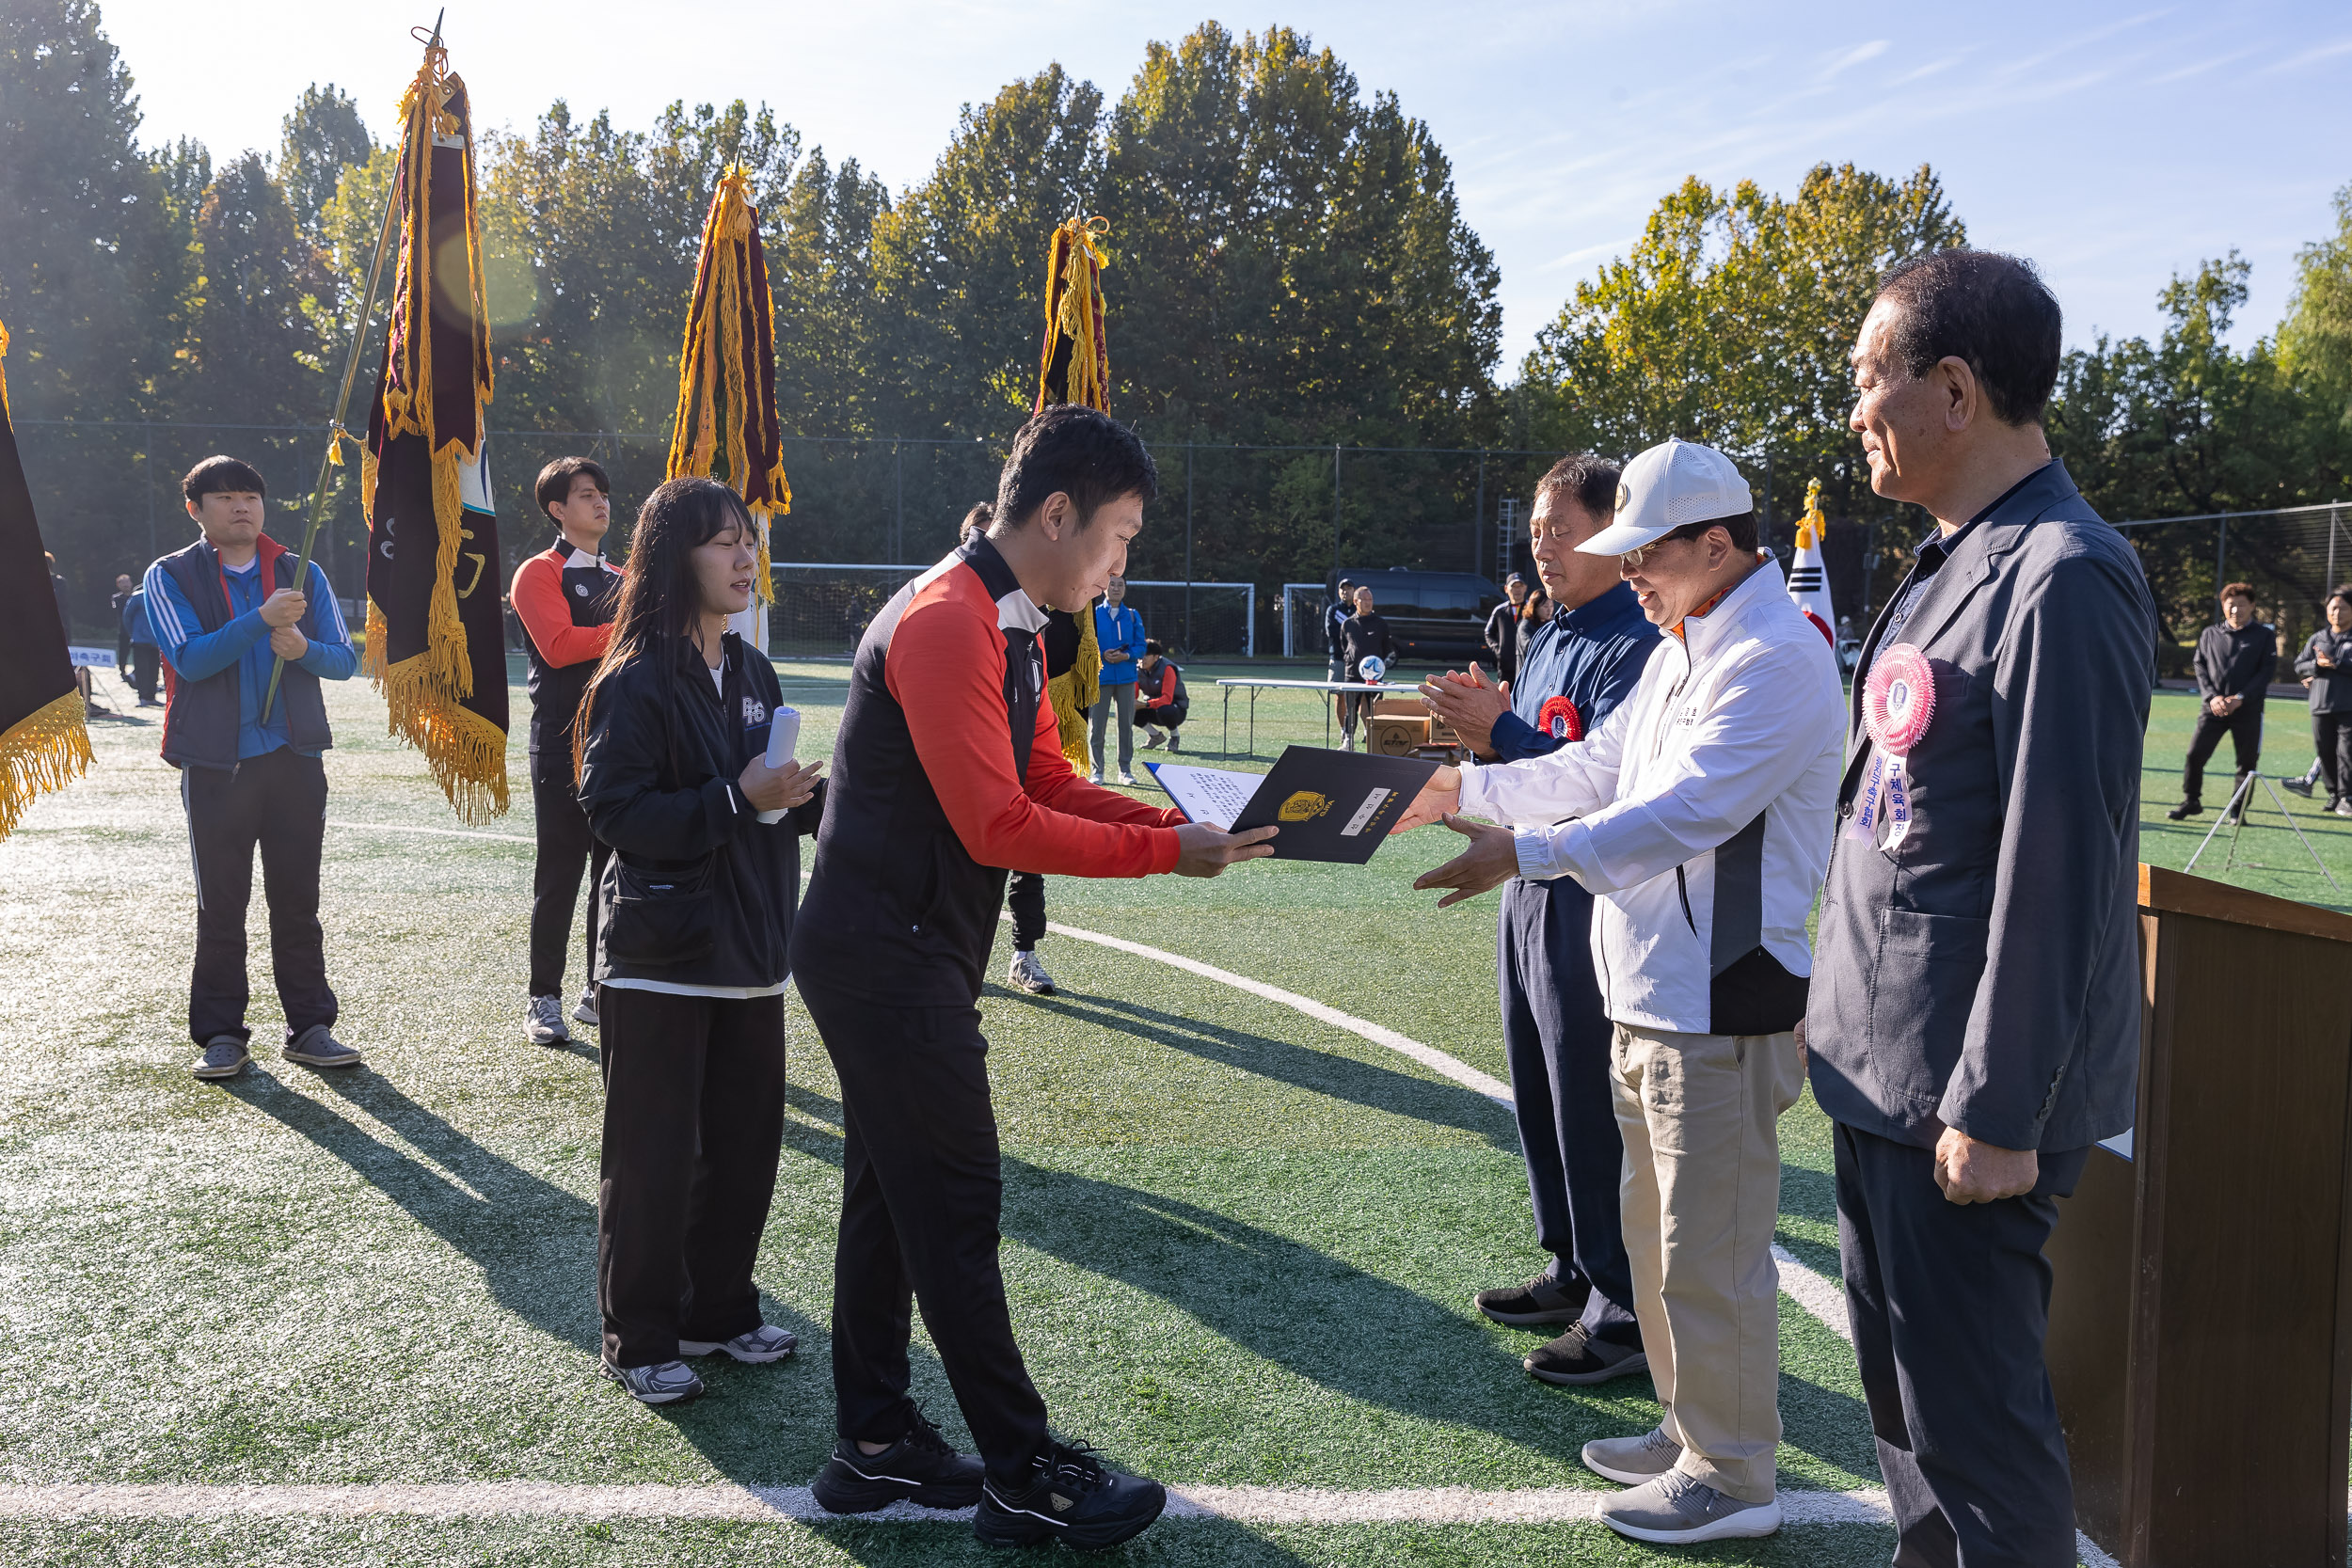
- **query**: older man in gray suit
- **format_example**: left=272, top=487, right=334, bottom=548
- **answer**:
left=1807, top=251, right=2157, bottom=1568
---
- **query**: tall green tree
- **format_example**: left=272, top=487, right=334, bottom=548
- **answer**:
left=0, top=0, right=198, bottom=610
left=278, top=84, right=374, bottom=244
left=2280, top=182, right=2352, bottom=436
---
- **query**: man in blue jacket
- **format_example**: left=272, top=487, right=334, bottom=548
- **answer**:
left=1420, top=453, right=1660, bottom=1386
left=144, top=456, right=363, bottom=1081
left=1089, top=574, right=1148, bottom=784
left=1809, top=252, right=2157, bottom=1567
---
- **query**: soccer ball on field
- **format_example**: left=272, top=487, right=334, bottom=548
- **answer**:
left=1359, top=656, right=1387, bottom=684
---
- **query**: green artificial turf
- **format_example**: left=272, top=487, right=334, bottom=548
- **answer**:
left=0, top=661, right=2264, bottom=1565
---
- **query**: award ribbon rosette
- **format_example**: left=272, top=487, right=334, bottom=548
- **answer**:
left=1853, top=644, right=1935, bottom=847
left=1536, top=694, right=1583, bottom=742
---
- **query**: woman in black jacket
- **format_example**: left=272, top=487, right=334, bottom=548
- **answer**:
left=574, top=477, right=823, bottom=1404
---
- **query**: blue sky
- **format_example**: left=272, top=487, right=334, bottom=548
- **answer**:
left=101, top=0, right=2352, bottom=371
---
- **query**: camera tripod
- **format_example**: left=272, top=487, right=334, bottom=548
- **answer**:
left=2183, top=768, right=2344, bottom=895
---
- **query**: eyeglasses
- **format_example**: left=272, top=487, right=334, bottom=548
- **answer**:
left=1618, top=522, right=1716, bottom=570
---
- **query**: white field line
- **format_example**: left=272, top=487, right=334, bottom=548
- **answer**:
left=0, top=1481, right=1896, bottom=1527
left=326, top=819, right=535, bottom=845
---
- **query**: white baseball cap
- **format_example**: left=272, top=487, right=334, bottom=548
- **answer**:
left=1577, top=437, right=1755, bottom=556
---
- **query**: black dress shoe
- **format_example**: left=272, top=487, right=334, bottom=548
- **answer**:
left=812, top=1406, right=984, bottom=1513
left=975, top=1440, right=1167, bottom=1550
left=1525, top=1323, right=1650, bottom=1386
left=1473, top=1272, right=1590, bottom=1327
left=2165, top=800, right=2202, bottom=820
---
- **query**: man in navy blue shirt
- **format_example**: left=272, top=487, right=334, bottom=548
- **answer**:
left=145, top=456, right=362, bottom=1081
left=1421, top=453, right=1661, bottom=1386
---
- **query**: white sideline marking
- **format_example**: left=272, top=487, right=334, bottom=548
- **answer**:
left=0, top=1481, right=1895, bottom=1527
left=326, top=819, right=534, bottom=845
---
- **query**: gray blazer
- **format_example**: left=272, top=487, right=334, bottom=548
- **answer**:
left=1806, top=462, right=2159, bottom=1152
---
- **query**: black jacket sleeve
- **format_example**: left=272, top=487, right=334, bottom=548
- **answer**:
left=2193, top=626, right=2221, bottom=700
left=2249, top=630, right=2278, bottom=693
left=577, top=670, right=755, bottom=861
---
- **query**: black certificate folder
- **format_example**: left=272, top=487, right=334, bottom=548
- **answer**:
left=1147, top=746, right=1439, bottom=863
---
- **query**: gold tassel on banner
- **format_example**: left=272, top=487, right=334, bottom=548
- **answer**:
left=0, top=317, right=94, bottom=843
left=668, top=166, right=791, bottom=601
left=1035, top=216, right=1111, bottom=415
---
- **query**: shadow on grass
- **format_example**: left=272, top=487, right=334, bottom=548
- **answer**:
left=226, top=1068, right=835, bottom=1484
left=1000, top=990, right=1518, bottom=1154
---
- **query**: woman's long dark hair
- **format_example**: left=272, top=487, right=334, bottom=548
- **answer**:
left=572, top=476, right=755, bottom=777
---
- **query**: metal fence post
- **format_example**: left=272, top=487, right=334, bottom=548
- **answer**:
left=1184, top=436, right=1196, bottom=653
left=893, top=440, right=904, bottom=564
left=1330, top=442, right=1343, bottom=583
left=2216, top=515, right=2228, bottom=599
left=1473, top=447, right=1486, bottom=577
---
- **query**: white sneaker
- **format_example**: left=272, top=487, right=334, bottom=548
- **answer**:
left=572, top=990, right=599, bottom=1027
left=525, top=995, right=570, bottom=1046
left=1007, top=949, right=1056, bottom=995
left=1117, top=771, right=1137, bottom=786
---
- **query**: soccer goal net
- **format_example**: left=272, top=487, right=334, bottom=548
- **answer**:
left=1281, top=582, right=1335, bottom=660
left=769, top=562, right=926, bottom=658
left=766, top=565, right=1258, bottom=660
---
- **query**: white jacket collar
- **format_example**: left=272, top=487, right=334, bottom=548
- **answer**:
left=1678, top=554, right=1788, bottom=664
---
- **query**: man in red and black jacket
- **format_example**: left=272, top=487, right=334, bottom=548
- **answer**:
left=794, top=407, right=1273, bottom=1550
left=509, top=456, right=623, bottom=1045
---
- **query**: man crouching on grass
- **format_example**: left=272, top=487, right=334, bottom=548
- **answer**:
left=1394, top=437, right=1844, bottom=1545
left=791, top=404, right=1275, bottom=1551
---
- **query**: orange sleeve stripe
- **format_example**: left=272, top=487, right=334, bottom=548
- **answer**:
left=510, top=550, right=613, bottom=669
left=884, top=564, right=1179, bottom=877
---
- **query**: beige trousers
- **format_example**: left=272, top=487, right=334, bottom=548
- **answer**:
left=1610, top=1022, right=1804, bottom=1506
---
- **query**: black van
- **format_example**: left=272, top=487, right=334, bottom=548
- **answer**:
left=1338, top=567, right=1506, bottom=664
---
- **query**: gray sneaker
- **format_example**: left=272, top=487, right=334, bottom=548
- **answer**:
left=572, top=990, right=599, bottom=1027
left=191, top=1036, right=250, bottom=1080
left=1597, top=1471, right=1780, bottom=1544
left=2336, top=800, right=2352, bottom=817
left=524, top=994, right=569, bottom=1046
left=600, top=1357, right=704, bottom=1405
left=1582, top=1424, right=1682, bottom=1485
left=282, top=1024, right=363, bottom=1069
left=1007, top=949, right=1057, bottom=996
left=679, top=1324, right=798, bottom=1363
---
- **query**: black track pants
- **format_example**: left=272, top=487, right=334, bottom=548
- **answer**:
left=2180, top=704, right=2262, bottom=801
left=801, top=975, right=1050, bottom=1481
left=596, top=987, right=787, bottom=1369
left=181, top=747, right=336, bottom=1047
left=1007, top=872, right=1045, bottom=951
left=529, top=752, right=609, bottom=998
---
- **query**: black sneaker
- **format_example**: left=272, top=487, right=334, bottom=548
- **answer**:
left=1473, top=1272, right=1589, bottom=1327
left=2282, top=775, right=2315, bottom=798
left=1525, top=1323, right=1649, bottom=1386
left=2165, top=800, right=2202, bottom=820
left=974, top=1439, right=1167, bottom=1550
left=812, top=1406, right=983, bottom=1513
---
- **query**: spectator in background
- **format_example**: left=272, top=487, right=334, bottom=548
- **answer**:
left=1326, top=577, right=1355, bottom=685
left=123, top=578, right=161, bottom=705
left=1337, top=585, right=1397, bottom=751
left=1522, top=586, right=1556, bottom=632
left=2293, top=584, right=2352, bottom=816
left=2168, top=581, right=2275, bottom=823
left=1485, top=573, right=1530, bottom=682
left=1136, top=641, right=1188, bottom=752
left=1091, top=574, right=1147, bottom=785
left=146, top=455, right=362, bottom=1081
left=509, top=455, right=623, bottom=1046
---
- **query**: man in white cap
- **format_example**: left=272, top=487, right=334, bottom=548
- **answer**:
left=1395, top=436, right=1845, bottom=1544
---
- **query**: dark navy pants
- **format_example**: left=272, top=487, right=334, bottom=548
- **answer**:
left=1498, top=876, right=1640, bottom=1347
left=1836, top=1122, right=2090, bottom=1568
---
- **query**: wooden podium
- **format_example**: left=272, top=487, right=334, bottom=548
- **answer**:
left=2047, top=864, right=2352, bottom=1567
